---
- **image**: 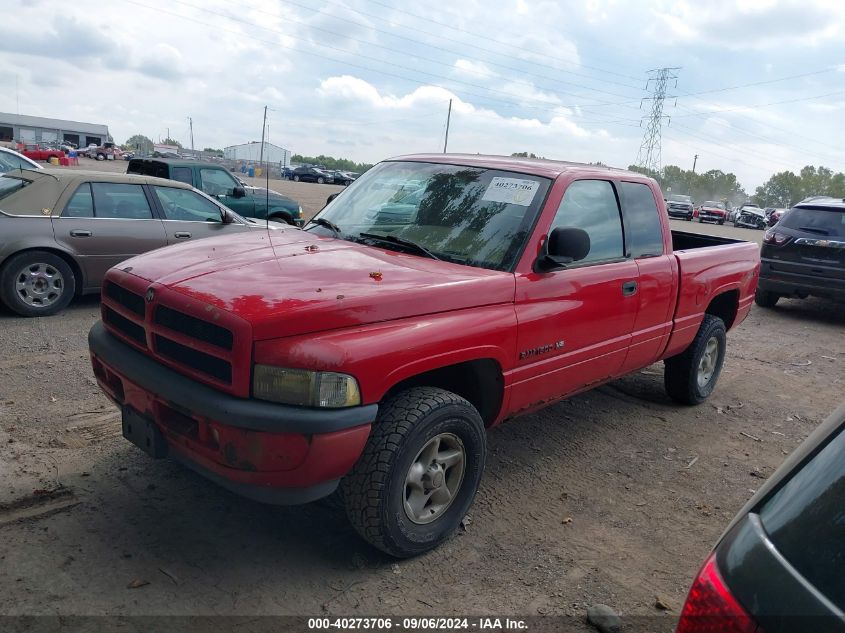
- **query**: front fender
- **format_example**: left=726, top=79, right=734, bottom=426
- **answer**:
left=253, top=304, right=518, bottom=405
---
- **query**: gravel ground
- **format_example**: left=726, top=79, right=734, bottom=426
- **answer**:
left=0, top=164, right=843, bottom=626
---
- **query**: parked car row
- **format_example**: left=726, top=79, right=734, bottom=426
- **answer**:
left=0, top=168, right=283, bottom=317
left=290, top=165, right=359, bottom=185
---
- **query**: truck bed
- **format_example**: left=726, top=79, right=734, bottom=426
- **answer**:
left=671, top=230, right=747, bottom=251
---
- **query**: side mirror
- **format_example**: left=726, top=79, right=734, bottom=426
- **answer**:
left=536, top=226, right=590, bottom=272
left=221, top=208, right=234, bottom=224
left=231, top=186, right=246, bottom=199
left=325, top=192, right=340, bottom=206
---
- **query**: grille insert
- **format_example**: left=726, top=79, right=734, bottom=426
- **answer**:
left=154, top=335, right=232, bottom=384
left=155, top=305, right=233, bottom=350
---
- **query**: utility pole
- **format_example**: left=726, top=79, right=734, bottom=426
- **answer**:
left=443, top=99, right=452, bottom=153
left=636, top=67, right=680, bottom=174
left=189, top=117, right=194, bottom=152
left=259, top=106, right=267, bottom=166
left=692, top=154, right=699, bottom=174
left=166, top=127, right=170, bottom=142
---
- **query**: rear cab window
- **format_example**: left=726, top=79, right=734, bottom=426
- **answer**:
left=172, top=167, right=193, bottom=185
left=758, top=422, right=845, bottom=610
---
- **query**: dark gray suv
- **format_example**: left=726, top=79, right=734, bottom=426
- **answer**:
left=676, top=400, right=845, bottom=633
left=756, top=197, right=845, bottom=307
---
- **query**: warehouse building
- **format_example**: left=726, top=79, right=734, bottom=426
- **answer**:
left=224, top=141, right=290, bottom=166
left=0, top=112, right=110, bottom=148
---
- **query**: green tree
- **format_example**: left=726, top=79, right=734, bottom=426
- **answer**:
left=123, top=134, right=154, bottom=153
left=753, top=165, right=845, bottom=207
left=628, top=164, right=747, bottom=206
left=161, top=137, right=183, bottom=148
left=203, top=147, right=223, bottom=155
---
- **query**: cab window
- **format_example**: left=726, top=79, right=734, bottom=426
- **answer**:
left=154, top=187, right=223, bottom=222
left=199, top=169, right=237, bottom=196
left=551, top=180, right=623, bottom=264
left=172, top=167, right=193, bottom=185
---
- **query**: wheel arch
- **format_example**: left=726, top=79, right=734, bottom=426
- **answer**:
left=382, top=358, right=505, bottom=428
left=705, top=289, right=739, bottom=330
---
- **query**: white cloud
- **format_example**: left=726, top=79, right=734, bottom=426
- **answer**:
left=453, top=59, right=495, bottom=78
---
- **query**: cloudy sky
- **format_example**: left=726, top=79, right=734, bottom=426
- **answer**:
left=3, top=0, right=845, bottom=190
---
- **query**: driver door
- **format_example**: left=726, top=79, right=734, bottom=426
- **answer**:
left=199, top=167, right=255, bottom=218
left=150, top=185, right=248, bottom=244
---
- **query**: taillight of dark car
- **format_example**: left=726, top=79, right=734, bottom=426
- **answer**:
left=676, top=554, right=761, bottom=633
left=763, top=229, right=791, bottom=246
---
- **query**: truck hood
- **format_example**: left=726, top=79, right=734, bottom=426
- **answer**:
left=121, top=229, right=515, bottom=340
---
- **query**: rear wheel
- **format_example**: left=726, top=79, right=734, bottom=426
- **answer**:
left=342, top=386, right=486, bottom=558
left=317, top=177, right=325, bottom=184
left=664, top=315, right=726, bottom=405
left=0, top=251, right=76, bottom=317
left=755, top=288, right=780, bottom=308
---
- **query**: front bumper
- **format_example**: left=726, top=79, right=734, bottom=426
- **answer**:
left=698, top=211, right=725, bottom=223
left=667, top=207, right=693, bottom=219
left=89, top=321, right=376, bottom=504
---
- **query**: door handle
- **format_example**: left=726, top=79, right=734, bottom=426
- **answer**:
left=174, top=232, right=192, bottom=239
left=622, top=281, right=638, bottom=296
left=69, top=230, right=92, bottom=237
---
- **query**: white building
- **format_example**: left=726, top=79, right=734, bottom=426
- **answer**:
left=224, top=141, right=290, bottom=166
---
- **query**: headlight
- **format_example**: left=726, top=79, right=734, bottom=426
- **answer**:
left=253, top=365, right=361, bottom=408
left=297, top=205, right=303, bottom=216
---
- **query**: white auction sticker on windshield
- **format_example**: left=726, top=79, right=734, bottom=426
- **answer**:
left=482, top=177, right=540, bottom=206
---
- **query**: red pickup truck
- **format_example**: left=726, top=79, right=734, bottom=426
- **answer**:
left=20, top=144, right=64, bottom=162
left=88, top=154, right=760, bottom=557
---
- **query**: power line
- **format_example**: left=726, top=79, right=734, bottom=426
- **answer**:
left=636, top=67, right=680, bottom=173
left=181, top=0, right=645, bottom=109
left=336, top=0, right=644, bottom=83
left=157, top=0, right=646, bottom=113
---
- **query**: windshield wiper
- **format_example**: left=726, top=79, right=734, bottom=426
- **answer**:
left=308, top=217, right=343, bottom=238
left=798, top=226, right=830, bottom=235
left=358, top=232, right=441, bottom=260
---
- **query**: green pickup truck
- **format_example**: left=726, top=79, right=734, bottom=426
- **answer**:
left=127, top=158, right=304, bottom=226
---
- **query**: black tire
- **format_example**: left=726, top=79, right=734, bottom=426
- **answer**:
left=293, top=175, right=300, bottom=182
left=664, top=314, right=727, bottom=405
left=719, top=220, right=724, bottom=225
left=0, top=250, right=76, bottom=317
left=755, top=288, right=780, bottom=308
left=96, top=153, right=105, bottom=161
left=342, top=386, right=486, bottom=558
left=317, top=177, right=325, bottom=184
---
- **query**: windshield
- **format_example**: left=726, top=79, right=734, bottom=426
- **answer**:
left=307, top=160, right=551, bottom=271
left=780, top=206, right=845, bottom=237
left=668, top=194, right=691, bottom=203
left=703, top=201, right=725, bottom=209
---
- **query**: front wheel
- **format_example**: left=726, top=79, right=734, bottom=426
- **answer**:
left=0, top=251, right=76, bottom=317
left=269, top=213, right=296, bottom=226
left=317, top=177, right=325, bottom=184
left=293, top=175, right=300, bottom=182
left=342, top=387, right=486, bottom=558
left=664, top=314, right=726, bottom=405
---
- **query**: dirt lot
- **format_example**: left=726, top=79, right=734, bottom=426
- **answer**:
left=0, top=170, right=843, bottom=626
